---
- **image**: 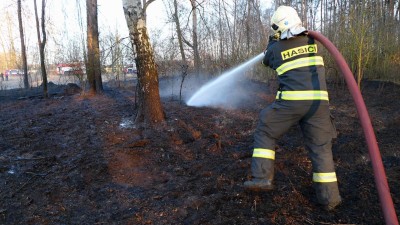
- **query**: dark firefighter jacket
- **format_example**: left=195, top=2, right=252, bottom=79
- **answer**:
left=262, top=34, right=328, bottom=103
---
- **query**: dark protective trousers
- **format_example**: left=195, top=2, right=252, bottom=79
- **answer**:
left=252, top=100, right=341, bottom=205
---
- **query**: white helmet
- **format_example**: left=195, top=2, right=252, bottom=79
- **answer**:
left=271, top=6, right=302, bottom=35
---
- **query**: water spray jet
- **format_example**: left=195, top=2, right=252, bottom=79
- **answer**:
left=186, top=53, right=264, bottom=107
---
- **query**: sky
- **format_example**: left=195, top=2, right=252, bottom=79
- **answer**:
left=0, top=0, right=169, bottom=64
left=97, top=0, right=169, bottom=38
left=0, top=0, right=271, bottom=47
left=0, top=0, right=168, bottom=34
left=0, top=0, right=274, bottom=66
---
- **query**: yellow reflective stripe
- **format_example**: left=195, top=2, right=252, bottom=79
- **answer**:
left=276, top=56, right=324, bottom=75
left=252, top=148, right=275, bottom=160
left=313, top=172, right=338, bottom=183
left=276, top=90, right=329, bottom=101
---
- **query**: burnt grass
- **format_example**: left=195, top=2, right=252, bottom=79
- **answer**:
left=0, top=78, right=399, bottom=224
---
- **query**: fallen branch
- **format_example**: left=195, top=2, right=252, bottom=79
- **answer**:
left=12, top=156, right=49, bottom=161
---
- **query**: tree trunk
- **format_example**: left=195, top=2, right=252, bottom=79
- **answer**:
left=388, top=0, right=395, bottom=18
left=5, top=12, right=17, bottom=71
left=320, top=0, right=323, bottom=33
left=222, top=0, right=233, bottom=66
left=86, top=0, right=103, bottom=94
left=190, top=0, right=201, bottom=76
left=245, top=0, right=250, bottom=56
left=34, top=0, right=48, bottom=98
left=122, top=0, right=165, bottom=125
left=17, top=0, right=29, bottom=89
left=357, top=35, right=364, bottom=89
left=301, top=0, right=308, bottom=28
left=173, top=0, right=187, bottom=65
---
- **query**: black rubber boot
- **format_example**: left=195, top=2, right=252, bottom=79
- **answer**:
left=314, top=182, right=342, bottom=211
left=243, top=178, right=274, bottom=191
left=323, top=197, right=342, bottom=211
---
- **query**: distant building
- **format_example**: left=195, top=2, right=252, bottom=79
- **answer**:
left=56, top=63, right=85, bottom=75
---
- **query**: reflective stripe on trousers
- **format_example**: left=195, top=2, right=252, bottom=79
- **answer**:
left=252, top=148, right=275, bottom=160
left=276, top=90, right=329, bottom=101
left=313, top=172, right=338, bottom=183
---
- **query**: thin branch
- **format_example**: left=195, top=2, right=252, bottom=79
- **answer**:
left=143, top=0, right=157, bottom=13
left=182, top=36, right=193, bottom=48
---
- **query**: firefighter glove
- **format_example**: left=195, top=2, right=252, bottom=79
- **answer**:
left=264, top=35, right=278, bottom=54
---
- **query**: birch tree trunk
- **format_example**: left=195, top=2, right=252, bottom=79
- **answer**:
left=17, top=0, right=29, bottom=89
left=122, top=0, right=165, bottom=125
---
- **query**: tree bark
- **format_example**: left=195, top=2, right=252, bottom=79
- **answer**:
left=388, top=0, right=395, bottom=18
left=34, top=0, right=48, bottom=98
left=5, top=12, right=17, bottom=70
left=17, top=0, right=29, bottom=89
left=301, top=0, right=307, bottom=28
left=190, top=0, right=201, bottom=76
left=246, top=0, right=251, bottom=56
left=86, top=0, right=103, bottom=94
left=173, top=0, right=187, bottom=65
left=122, top=0, right=165, bottom=125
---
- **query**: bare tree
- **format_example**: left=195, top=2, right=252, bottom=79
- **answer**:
left=17, top=0, right=29, bottom=89
left=5, top=11, right=17, bottom=70
left=76, top=0, right=88, bottom=70
left=173, top=0, right=187, bottom=65
left=34, top=0, right=48, bottom=97
left=301, top=0, right=307, bottom=28
left=122, top=0, right=165, bottom=125
left=189, top=0, right=201, bottom=75
left=86, top=0, right=103, bottom=94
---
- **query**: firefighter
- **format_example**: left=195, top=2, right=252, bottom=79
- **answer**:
left=243, top=5, right=342, bottom=211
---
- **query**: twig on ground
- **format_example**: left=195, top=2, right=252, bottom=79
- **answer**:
left=12, top=156, right=49, bottom=161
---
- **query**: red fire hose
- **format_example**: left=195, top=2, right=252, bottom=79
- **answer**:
left=308, top=31, right=398, bottom=225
